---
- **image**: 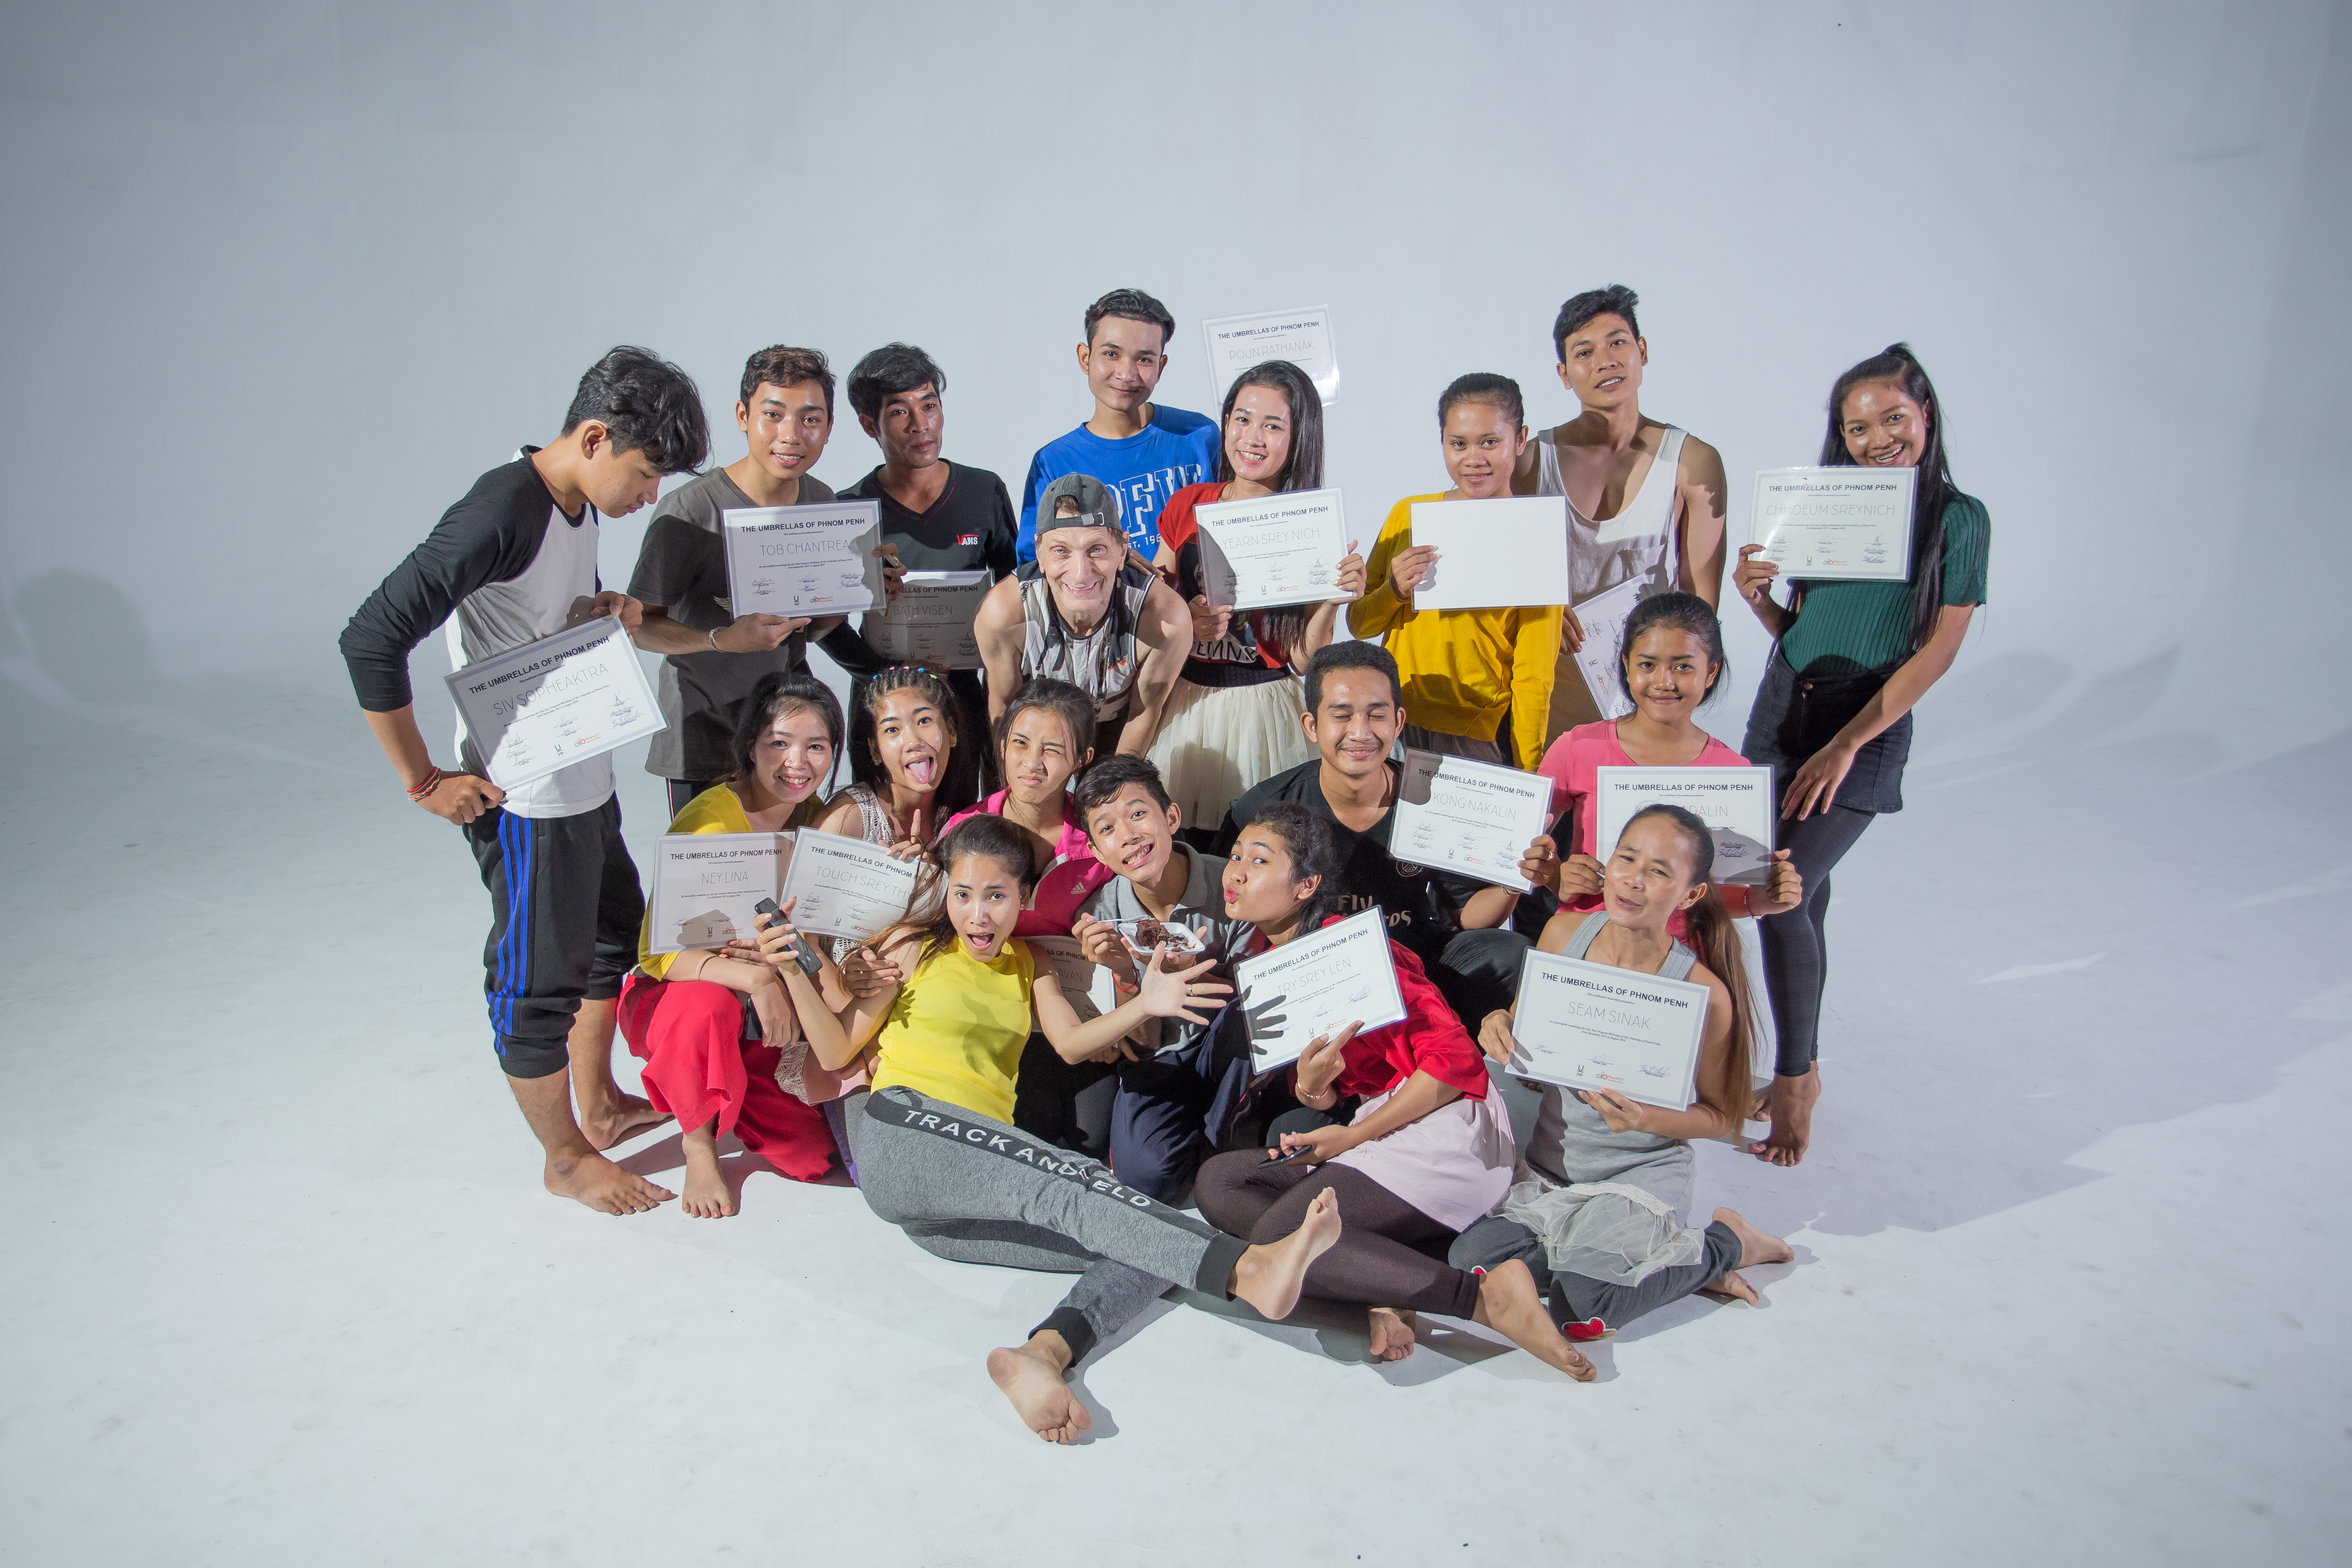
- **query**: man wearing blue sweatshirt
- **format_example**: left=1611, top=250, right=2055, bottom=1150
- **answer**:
left=1017, top=287, right=1219, bottom=563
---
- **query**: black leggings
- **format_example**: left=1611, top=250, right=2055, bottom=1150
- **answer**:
left=1758, top=802, right=1876, bottom=1075
left=1194, top=1152, right=1479, bottom=1318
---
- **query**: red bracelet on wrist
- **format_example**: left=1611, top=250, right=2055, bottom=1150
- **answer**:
left=406, top=767, right=444, bottom=799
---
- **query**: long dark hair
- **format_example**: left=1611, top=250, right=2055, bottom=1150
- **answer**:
left=1618, top=803, right=1755, bottom=1123
left=1814, top=343, right=1956, bottom=657
left=1235, top=801, right=1343, bottom=932
left=1615, top=591, right=1729, bottom=708
left=876, top=813, right=1035, bottom=968
left=724, top=670, right=844, bottom=793
left=1212, top=359, right=1326, bottom=651
left=848, top=665, right=972, bottom=818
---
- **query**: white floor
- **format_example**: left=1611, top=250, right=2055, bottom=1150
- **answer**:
left=4, top=646, right=2347, bottom=1566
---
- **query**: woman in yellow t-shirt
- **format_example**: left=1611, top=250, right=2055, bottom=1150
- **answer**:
left=756, top=813, right=1343, bottom=1445
left=616, top=672, right=856, bottom=1216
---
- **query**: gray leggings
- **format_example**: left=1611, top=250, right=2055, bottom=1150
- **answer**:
left=847, top=1087, right=1249, bottom=1363
left=1450, top=1216, right=1742, bottom=1335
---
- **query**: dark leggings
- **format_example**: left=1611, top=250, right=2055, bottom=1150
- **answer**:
left=1758, top=802, right=1877, bottom=1075
left=1194, top=1152, right=1479, bottom=1318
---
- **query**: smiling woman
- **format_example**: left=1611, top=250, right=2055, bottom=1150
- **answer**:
left=1729, top=343, right=1991, bottom=1167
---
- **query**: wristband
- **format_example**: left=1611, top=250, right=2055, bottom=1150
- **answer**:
left=406, top=767, right=444, bottom=800
left=706, top=625, right=722, bottom=652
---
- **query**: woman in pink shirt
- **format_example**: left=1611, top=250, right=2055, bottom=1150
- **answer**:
left=1526, top=593, right=1801, bottom=928
left=945, top=678, right=1101, bottom=877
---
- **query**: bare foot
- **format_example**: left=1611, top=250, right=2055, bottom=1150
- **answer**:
left=1472, top=1260, right=1596, bottom=1381
left=1366, top=1307, right=1419, bottom=1362
left=1698, top=1269, right=1758, bottom=1305
left=1747, top=1066, right=1821, bottom=1167
left=1713, top=1207, right=1793, bottom=1268
left=1229, top=1188, right=1342, bottom=1320
left=544, top=1149, right=674, bottom=1215
left=986, top=1335, right=1091, bottom=1444
left=680, top=1132, right=737, bottom=1219
left=579, top=1093, right=672, bottom=1152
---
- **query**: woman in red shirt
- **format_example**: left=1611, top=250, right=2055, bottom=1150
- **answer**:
left=1195, top=802, right=1597, bottom=1379
left=1147, top=360, right=1365, bottom=838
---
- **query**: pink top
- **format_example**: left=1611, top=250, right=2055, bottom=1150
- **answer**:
left=944, top=790, right=1110, bottom=939
left=1535, top=719, right=1751, bottom=931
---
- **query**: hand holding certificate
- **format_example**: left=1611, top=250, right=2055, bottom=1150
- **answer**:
left=443, top=616, right=665, bottom=790
left=1392, top=749, right=1552, bottom=892
left=1507, top=949, right=1711, bottom=1111
left=647, top=832, right=794, bottom=954
left=724, top=499, right=886, bottom=616
left=1408, top=496, right=1570, bottom=611
left=1232, top=909, right=1407, bottom=1072
left=775, top=828, right=922, bottom=942
left=1569, top=576, right=1645, bottom=722
left=1593, top=766, right=1777, bottom=885
left=1749, top=467, right=1914, bottom=582
left=1194, top=488, right=1354, bottom=610
left=1201, top=305, right=1340, bottom=406
left=860, top=570, right=991, bottom=668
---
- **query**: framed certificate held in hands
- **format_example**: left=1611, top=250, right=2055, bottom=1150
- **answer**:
left=646, top=832, right=795, bottom=955
left=1749, top=467, right=1914, bottom=582
left=723, top=499, right=886, bottom=616
left=774, top=828, right=922, bottom=943
left=1391, top=749, right=1552, bottom=893
left=1232, top=908, right=1408, bottom=1073
left=1592, top=766, right=1777, bottom=886
left=1408, top=496, right=1571, bottom=611
left=1507, top=949, right=1711, bottom=1112
left=859, top=570, right=991, bottom=669
left=1200, top=305, right=1339, bottom=406
left=1194, top=488, right=1353, bottom=611
left=1568, top=576, right=1645, bottom=722
left=443, top=616, right=665, bottom=790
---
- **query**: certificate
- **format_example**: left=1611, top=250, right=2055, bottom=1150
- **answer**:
left=1232, top=908, right=1408, bottom=1072
left=1408, top=496, right=1571, bottom=611
left=646, top=831, right=794, bottom=955
left=1569, top=576, right=1645, bottom=722
left=442, top=616, right=665, bottom=790
left=1749, top=467, right=1914, bottom=582
left=1593, top=766, right=1776, bottom=886
left=1507, top=949, right=1711, bottom=1112
left=1201, top=305, right=1340, bottom=407
left=774, top=828, right=921, bottom=942
left=859, top=570, right=991, bottom=668
left=1194, top=488, right=1353, bottom=610
left=1026, top=935, right=1125, bottom=1025
left=723, top=499, right=885, bottom=616
left=1391, top=749, right=1551, bottom=893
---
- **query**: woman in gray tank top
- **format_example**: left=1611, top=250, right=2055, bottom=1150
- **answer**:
left=1456, top=803, right=1793, bottom=1344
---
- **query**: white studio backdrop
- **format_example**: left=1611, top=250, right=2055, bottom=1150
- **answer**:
left=1, top=0, right=2346, bottom=765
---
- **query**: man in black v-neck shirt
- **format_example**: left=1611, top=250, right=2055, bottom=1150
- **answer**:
left=1214, top=642, right=1534, bottom=1027
left=828, top=344, right=1019, bottom=794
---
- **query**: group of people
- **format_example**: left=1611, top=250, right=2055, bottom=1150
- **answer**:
left=340, top=283, right=1988, bottom=1440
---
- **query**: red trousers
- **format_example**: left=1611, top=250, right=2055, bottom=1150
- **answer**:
left=617, top=974, right=837, bottom=1182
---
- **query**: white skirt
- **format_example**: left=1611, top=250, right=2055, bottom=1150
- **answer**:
left=1146, top=675, right=1314, bottom=835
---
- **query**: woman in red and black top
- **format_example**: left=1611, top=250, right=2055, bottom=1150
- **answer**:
left=1195, top=802, right=1597, bottom=1379
left=1147, top=361, right=1364, bottom=840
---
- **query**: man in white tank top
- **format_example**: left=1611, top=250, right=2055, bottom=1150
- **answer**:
left=1514, top=285, right=1729, bottom=746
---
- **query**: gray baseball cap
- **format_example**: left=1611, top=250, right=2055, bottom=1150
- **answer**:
left=1037, top=473, right=1123, bottom=536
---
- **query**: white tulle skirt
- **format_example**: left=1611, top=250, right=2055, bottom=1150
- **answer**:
left=1145, top=675, right=1315, bottom=835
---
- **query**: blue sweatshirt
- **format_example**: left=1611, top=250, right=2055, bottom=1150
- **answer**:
left=1016, top=405, right=1220, bottom=562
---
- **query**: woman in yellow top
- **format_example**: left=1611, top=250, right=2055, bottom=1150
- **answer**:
left=756, top=812, right=1344, bottom=1445
left=616, top=671, right=858, bottom=1216
left=1348, top=373, right=1561, bottom=770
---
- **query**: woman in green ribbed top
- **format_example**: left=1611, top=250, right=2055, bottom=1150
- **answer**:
left=1731, top=344, right=1988, bottom=1167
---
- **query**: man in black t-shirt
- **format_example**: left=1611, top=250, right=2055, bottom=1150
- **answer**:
left=830, top=343, right=1020, bottom=795
left=1216, top=642, right=1533, bottom=1027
